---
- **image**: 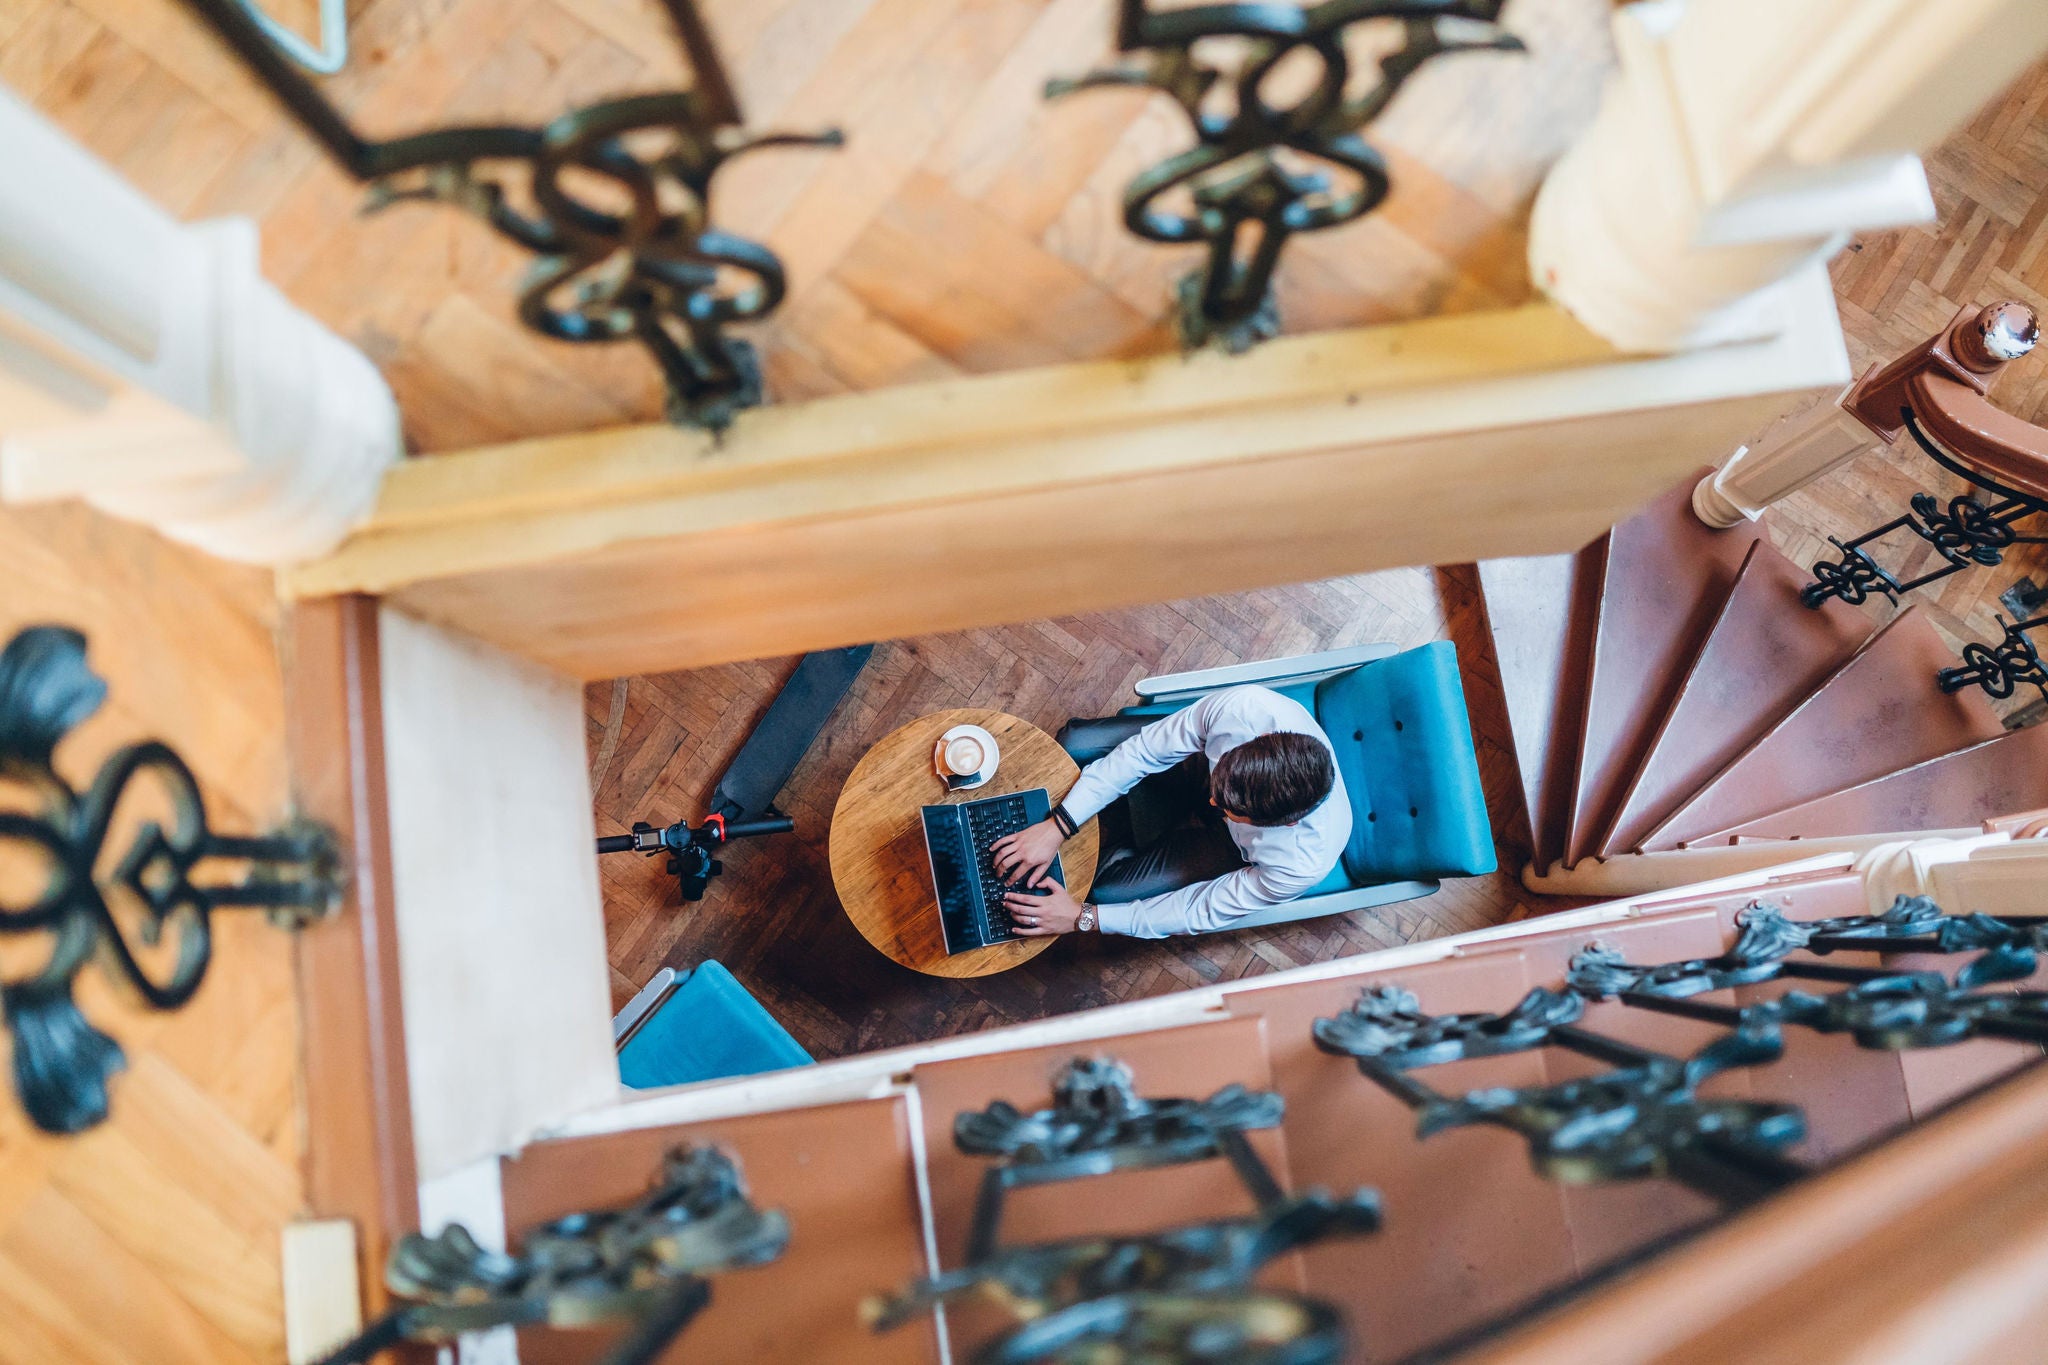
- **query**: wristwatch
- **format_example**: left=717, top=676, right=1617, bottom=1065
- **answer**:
left=1076, top=903, right=1097, bottom=933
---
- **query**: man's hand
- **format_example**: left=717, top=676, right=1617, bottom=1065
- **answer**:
left=1004, top=878, right=1086, bottom=937
left=991, top=818, right=1062, bottom=883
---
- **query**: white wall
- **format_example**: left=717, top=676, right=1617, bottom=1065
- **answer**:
left=377, top=606, right=619, bottom=1179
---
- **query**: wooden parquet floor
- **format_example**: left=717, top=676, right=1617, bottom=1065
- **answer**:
left=1763, top=54, right=2048, bottom=722
left=588, top=564, right=1572, bottom=1053
left=0, top=502, right=302, bottom=1365
left=0, top=0, right=1611, bottom=453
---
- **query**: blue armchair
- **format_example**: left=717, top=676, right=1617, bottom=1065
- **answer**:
left=1100, top=640, right=1496, bottom=930
left=612, top=960, right=813, bottom=1090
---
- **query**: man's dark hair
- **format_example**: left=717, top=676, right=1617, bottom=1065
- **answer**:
left=1210, top=733, right=1335, bottom=827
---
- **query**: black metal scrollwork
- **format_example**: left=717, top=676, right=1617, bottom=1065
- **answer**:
left=1317, top=977, right=1807, bottom=1205
left=1311, top=983, right=1582, bottom=1067
left=1410, top=1024, right=1807, bottom=1200
left=1049, top=0, right=1522, bottom=352
left=1557, top=896, right=2048, bottom=1058
left=871, top=1057, right=1380, bottom=1364
left=174, top=0, right=840, bottom=431
left=1938, top=612, right=2048, bottom=703
left=319, top=1145, right=789, bottom=1365
left=1803, top=415, right=2048, bottom=609
left=0, top=626, right=340, bottom=1134
left=1314, top=897, right=2048, bottom=1217
left=1569, top=908, right=1815, bottom=1000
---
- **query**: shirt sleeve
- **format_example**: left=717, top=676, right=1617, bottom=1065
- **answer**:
left=1092, top=861, right=1319, bottom=939
left=1059, top=693, right=1219, bottom=826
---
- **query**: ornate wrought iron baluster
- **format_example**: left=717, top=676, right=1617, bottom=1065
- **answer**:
left=172, top=0, right=841, bottom=431
left=0, top=626, right=342, bottom=1134
left=1938, top=612, right=2048, bottom=703
left=1570, top=897, right=2048, bottom=1054
left=316, top=1144, right=787, bottom=1365
left=869, top=1057, right=1380, bottom=1363
left=1315, top=984, right=1807, bottom=1205
left=1803, top=414, right=2048, bottom=609
left=1047, top=0, right=1523, bottom=353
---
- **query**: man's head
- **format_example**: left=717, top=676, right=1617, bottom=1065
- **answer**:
left=1210, top=733, right=1335, bottom=827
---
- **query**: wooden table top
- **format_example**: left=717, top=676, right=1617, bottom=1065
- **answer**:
left=829, top=708, right=1098, bottom=978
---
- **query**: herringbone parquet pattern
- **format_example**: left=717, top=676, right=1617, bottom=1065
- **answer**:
left=0, top=0, right=1611, bottom=453
left=0, top=501, right=301, bottom=1365
left=589, top=565, right=1564, bottom=1052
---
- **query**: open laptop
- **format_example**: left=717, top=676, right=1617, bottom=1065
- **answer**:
left=921, top=787, right=1064, bottom=954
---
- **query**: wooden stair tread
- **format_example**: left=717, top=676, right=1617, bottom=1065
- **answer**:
left=1600, top=542, right=1876, bottom=855
left=1704, top=722, right=2048, bottom=842
left=1477, top=545, right=1606, bottom=875
left=497, top=1096, right=939, bottom=1365
left=1565, top=472, right=1766, bottom=867
left=1644, top=606, right=2007, bottom=850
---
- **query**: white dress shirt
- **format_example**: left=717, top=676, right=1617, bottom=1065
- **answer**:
left=1060, top=685, right=1351, bottom=938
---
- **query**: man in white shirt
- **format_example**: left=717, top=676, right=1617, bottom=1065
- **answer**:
left=989, top=685, right=1351, bottom=939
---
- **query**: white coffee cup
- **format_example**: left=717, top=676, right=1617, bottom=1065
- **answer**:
left=934, top=724, right=999, bottom=789
left=942, top=735, right=985, bottom=776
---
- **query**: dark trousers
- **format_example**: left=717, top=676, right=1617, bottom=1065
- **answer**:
left=1056, top=716, right=1246, bottom=905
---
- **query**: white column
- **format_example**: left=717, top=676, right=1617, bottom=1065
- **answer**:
left=1692, top=378, right=1890, bottom=527
left=1531, top=0, right=2048, bottom=355
left=1855, top=828, right=2048, bottom=917
left=0, top=87, right=399, bottom=566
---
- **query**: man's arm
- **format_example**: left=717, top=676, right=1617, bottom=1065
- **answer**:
left=1059, top=694, right=1218, bottom=825
left=997, top=695, right=1217, bottom=883
left=1094, top=863, right=1317, bottom=939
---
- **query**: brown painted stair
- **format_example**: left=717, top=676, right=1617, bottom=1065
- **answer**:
left=1478, top=470, right=2048, bottom=870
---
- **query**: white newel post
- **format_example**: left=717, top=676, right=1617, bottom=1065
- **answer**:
left=1856, top=826, right=2048, bottom=918
left=1530, top=0, right=2048, bottom=358
left=0, top=87, right=399, bottom=565
left=1691, top=380, right=1890, bottom=527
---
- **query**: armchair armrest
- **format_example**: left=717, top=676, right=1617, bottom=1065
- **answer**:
left=612, top=967, right=680, bottom=1048
left=1136, top=643, right=1401, bottom=703
left=1224, top=879, right=1438, bottom=930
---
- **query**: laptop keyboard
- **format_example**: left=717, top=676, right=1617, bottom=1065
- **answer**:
left=966, top=792, right=1032, bottom=942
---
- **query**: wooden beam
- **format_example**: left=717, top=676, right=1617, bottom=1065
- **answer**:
left=284, top=277, right=1850, bottom=680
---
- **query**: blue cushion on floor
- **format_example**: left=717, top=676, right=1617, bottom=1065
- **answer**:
left=1313, top=641, right=1496, bottom=882
left=617, top=960, right=813, bottom=1090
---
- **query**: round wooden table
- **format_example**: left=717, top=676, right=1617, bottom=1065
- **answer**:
left=829, top=708, right=1098, bottom=978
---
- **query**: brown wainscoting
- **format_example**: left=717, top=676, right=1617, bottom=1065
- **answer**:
left=499, top=1098, right=939, bottom=1364
left=284, top=595, right=421, bottom=1312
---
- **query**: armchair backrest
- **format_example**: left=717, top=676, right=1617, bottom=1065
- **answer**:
left=1313, top=641, right=1496, bottom=882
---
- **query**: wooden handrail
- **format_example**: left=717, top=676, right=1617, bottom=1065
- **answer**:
left=286, top=595, right=421, bottom=1317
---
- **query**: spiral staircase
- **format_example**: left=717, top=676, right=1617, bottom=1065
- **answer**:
left=1480, top=473, right=2048, bottom=879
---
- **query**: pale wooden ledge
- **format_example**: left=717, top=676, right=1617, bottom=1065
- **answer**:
left=284, top=272, right=1850, bottom=680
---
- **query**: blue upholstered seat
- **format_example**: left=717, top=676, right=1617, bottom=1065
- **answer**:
left=1108, top=640, right=1495, bottom=927
left=617, top=960, right=813, bottom=1090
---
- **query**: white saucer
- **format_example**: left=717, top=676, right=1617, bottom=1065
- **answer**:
left=936, top=723, right=1000, bottom=790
